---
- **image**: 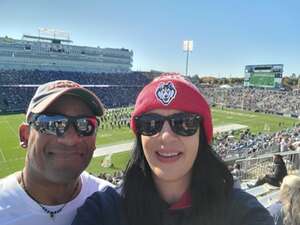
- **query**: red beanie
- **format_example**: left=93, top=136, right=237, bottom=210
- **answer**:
left=130, top=73, right=213, bottom=144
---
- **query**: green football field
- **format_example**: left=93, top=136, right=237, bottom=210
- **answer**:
left=0, top=107, right=298, bottom=178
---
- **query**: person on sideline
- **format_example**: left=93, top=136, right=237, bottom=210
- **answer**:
left=72, top=73, right=274, bottom=225
left=0, top=80, right=113, bottom=225
left=268, top=175, right=300, bottom=225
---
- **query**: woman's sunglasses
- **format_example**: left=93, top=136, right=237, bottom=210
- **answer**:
left=28, top=114, right=99, bottom=137
left=134, top=112, right=201, bottom=136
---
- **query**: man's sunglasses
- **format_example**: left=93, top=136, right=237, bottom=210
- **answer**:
left=134, top=112, right=201, bottom=136
left=28, top=114, right=100, bottom=137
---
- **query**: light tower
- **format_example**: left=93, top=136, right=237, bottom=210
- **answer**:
left=183, top=40, right=193, bottom=76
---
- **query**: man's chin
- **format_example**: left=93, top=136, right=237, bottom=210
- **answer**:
left=46, top=167, right=84, bottom=184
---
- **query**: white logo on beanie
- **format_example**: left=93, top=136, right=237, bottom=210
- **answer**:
left=155, top=82, right=177, bottom=105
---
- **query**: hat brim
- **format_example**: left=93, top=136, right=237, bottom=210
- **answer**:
left=28, top=87, right=104, bottom=118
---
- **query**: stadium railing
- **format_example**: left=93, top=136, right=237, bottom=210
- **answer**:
left=236, top=150, right=300, bottom=180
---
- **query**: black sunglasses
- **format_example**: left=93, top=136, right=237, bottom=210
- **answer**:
left=134, top=112, right=201, bottom=136
left=28, top=114, right=100, bottom=137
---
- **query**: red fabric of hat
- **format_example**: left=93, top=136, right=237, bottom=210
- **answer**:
left=130, top=73, right=213, bottom=144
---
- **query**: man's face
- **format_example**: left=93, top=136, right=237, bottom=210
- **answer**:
left=23, top=95, right=97, bottom=183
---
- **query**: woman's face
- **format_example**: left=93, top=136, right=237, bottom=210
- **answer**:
left=140, top=109, right=200, bottom=187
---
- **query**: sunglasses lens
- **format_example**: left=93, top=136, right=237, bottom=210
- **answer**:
left=136, top=113, right=200, bottom=137
left=136, top=114, right=164, bottom=136
left=170, top=113, right=200, bottom=136
left=30, top=114, right=98, bottom=137
left=75, top=117, right=98, bottom=136
left=33, top=115, right=68, bottom=136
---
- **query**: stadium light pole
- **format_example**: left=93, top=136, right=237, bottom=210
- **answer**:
left=183, top=40, right=193, bottom=76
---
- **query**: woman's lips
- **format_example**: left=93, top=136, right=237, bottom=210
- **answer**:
left=155, top=151, right=182, bottom=163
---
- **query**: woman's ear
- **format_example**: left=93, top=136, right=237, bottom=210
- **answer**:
left=19, top=123, right=30, bottom=149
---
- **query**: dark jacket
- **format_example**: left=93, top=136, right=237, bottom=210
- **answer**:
left=268, top=162, right=288, bottom=183
left=72, top=187, right=274, bottom=225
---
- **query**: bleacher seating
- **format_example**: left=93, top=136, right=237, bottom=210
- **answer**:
left=258, top=190, right=279, bottom=208
left=244, top=183, right=280, bottom=208
left=0, top=70, right=151, bottom=113
left=247, top=185, right=270, bottom=197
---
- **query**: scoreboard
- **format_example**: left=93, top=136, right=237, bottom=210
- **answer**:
left=244, top=64, right=283, bottom=88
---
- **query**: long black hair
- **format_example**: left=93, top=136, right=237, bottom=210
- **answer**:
left=273, top=154, right=285, bottom=165
left=121, top=124, right=234, bottom=225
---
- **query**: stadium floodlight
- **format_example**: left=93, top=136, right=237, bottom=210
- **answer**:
left=183, top=40, right=193, bottom=76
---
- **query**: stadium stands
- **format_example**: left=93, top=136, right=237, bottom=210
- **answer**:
left=0, top=70, right=151, bottom=112
left=0, top=35, right=133, bottom=73
left=202, top=87, right=300, bottom=117
left=246, top=183, right=278, bottom=197
left=245, top=184, right=280, bottom=208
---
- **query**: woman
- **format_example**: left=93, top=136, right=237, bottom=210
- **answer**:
left=250, top=154, right=287, bottom=188
left=72, top=73, right=273, bottom=225
left=268, top=175, right=300, bottom=225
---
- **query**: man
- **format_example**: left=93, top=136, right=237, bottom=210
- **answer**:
left=0, top=80, right=113, bottom=225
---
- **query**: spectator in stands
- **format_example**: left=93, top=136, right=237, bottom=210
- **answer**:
left=232, top=163, right=243, bottom=179
left=72, top=74, right=273, bottom=225
left=249, top=154, right=288, bottom=188
left=268, top=175, right=300, bottom=225
left=280, top=137, right=289, bottom=152
left=0, top=80, right=113, bottom=225
left=232, top=163, right=244, bottom=188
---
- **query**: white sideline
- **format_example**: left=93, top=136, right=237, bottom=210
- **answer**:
left=93, top=141, right=134, bottom=157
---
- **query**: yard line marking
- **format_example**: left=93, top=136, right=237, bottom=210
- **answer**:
left=3, top=120, right=18, bottom=138
left=0, top=145, right=7, bottom=162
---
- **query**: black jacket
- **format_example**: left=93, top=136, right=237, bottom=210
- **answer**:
left=72, top=187, right=274, bottom=225
left=268, top=162, right=287, bottom=184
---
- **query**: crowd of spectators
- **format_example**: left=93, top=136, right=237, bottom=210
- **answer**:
left=214, top=125, right=300, bottom=160
left=0, top=69, right=149, bottom=85
left=96, top=171, right=124, bottom=186
left=2, top=70, right=300, bottom=118
left=201, top=86, right=300, bottom=117
left=0, top=69, right=150, bottom=112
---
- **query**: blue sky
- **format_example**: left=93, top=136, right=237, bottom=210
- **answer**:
left=0, top=0, right=299, bottom=77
